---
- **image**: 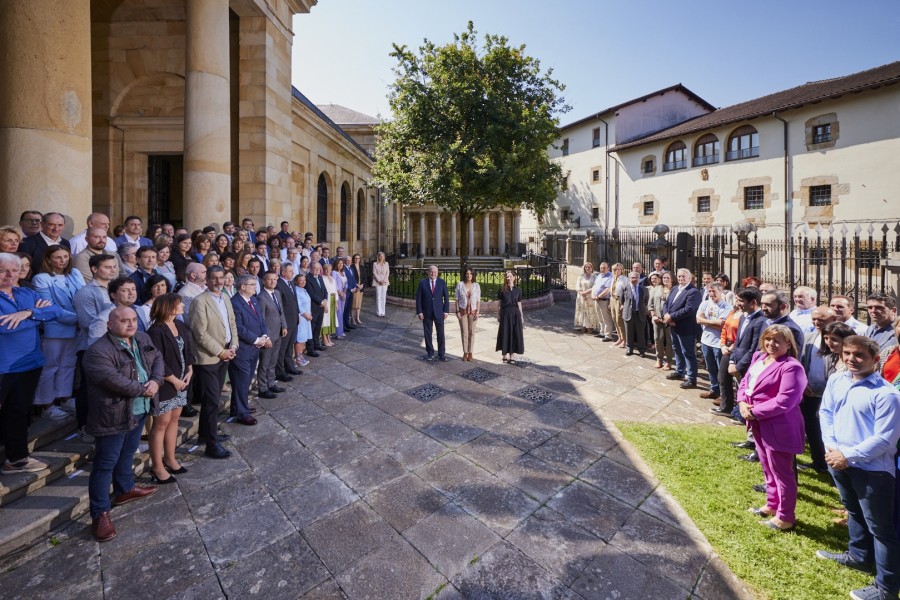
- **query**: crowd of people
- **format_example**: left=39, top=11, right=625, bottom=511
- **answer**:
left=0, top=211, right=394, bottom=541
left=573, top=257, right=900, bottom=600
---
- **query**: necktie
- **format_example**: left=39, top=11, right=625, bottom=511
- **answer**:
left=431, top=280, right=435, bottom=294
left=633, top=285, right=639, bottom=304
left=272, top=291, right=281, bottom=314
left=248, top=299, right=259, bottom=317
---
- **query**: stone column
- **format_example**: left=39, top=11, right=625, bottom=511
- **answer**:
left=482, top=213, right=491, bottom=255
left=468, top=218, right=475, bottom=255
left=405, top=212, right=411, bottom=245
left=419, top=212, right=426, bottom=256
left=184, top=0, right=231, bottom=231
left=435, top=213, right=442, bottom=257
left=450, top=213, right=457, bottom=257
left=0, top=0, right=93, bottom=228
left=498, top=211, right=506, bottom=255
left=513, top=212, right=521, bottom=247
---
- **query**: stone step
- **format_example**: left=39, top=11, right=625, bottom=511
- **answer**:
left=0, top=416, right=199, bottom=560
left=0, top=414, right=78, bottom=465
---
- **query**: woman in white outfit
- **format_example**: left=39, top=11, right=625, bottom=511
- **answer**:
left=455, top=267, right=481, bottom=361
left=372, top=252, right=390, bottom=317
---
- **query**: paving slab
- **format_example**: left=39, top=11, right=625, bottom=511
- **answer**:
left=218, top=533, right=330, bottom=599
left=273, top=471, right=359, bottom=529
left=333, top=449, right=407, bottom=495
left=496, top=454, right=573, bottom=503
left=365, top=473, right=449, bottom=532
left=548, top=480, right=635, bottom=542
left=335, top=536, right=447, bottom=599
left=570, top=542, right=689, bottom=600
left=451, top=540, right=575, bottom=600
left=301, top=501, right=395, bottom=574
left=198, top=498, right=295, bottom=569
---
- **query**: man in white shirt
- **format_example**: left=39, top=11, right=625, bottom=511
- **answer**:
left=114, top=216, right=152, bottom=249
left=829, top=295, right=868, bottom=335
left=591, top=262, right=615, bottom=340
left=20, top=211, right=70, bottom=266
left=178, top=263, right=207, bottom=316
left=789, top=286, right=817, bottom=334
left=69, top=213, right=118, bottom=256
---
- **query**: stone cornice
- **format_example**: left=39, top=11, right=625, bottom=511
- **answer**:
left=108, top=116, right=184, bottom=130
left=285, top=0, right=317, bottom=13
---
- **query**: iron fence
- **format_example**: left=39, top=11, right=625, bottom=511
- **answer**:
left=388, top=264, right=555, bottom=301
left=542, top=221, right=899, bottom=314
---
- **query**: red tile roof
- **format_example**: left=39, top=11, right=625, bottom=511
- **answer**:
left=610, top=61, right=900, bottom=152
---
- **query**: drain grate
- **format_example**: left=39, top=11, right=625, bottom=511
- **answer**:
left=406, top=383, right=450, bottom=403
left=458, top=368, right=500, bottom=383
left=512, top=385, right=555, bottom=405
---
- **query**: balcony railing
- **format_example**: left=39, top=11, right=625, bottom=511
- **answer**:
left=662, top=159, right=687, bottom=172
left=726, top=147, right=759, bottom=161
left=692, top=154, right=719, bottom=167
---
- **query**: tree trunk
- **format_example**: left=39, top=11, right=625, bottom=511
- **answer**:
left=458, top=210, right=471, bottom=274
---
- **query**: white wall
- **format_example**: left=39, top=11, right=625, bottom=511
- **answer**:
left=614, top=91, right=711, bottom=144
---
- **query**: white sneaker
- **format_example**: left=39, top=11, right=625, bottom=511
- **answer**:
left=1, top=457, right=48, bottom=474
left=59, top=398, right=77, bottom=414
left=42, top=406, right=70, bottom=421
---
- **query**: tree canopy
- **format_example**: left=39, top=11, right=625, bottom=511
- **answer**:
left=373, top=22, right=569, bottom=257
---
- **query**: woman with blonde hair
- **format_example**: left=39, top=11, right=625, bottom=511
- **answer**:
left=574, top=262, right=598, bottom=333
left=648, top=271, right=674, bottom=369
left=455, top=267, right=481, bottom=361
left=609, top=263, right=628, bottom=347
left=0, top=226, right=21, bottom=253
left=739, top=324, right=807, bottom=532
left=372, top=252, right=389, bottom=317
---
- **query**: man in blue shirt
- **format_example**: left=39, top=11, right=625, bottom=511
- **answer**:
left=817, top=335, right=900, bottom=600
left=865, top=293, right=898, bottom=353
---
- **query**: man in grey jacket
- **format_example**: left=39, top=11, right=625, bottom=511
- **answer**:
left=83, top=306, right=164, bottom=542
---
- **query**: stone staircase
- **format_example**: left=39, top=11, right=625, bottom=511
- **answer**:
left=422, top=255, right=507, bottom=273
left=0, top=410, right=199, bottom=559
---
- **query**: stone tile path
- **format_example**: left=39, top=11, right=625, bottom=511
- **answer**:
left=0, top=300, right=755, bottom=599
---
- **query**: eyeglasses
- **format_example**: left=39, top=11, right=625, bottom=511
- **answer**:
left=24, top=218, right=42, bottom=224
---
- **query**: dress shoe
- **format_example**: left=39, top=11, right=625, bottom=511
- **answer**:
left=753, top=484, right=766, bottom=493
left=91, top=512, right=117, bottom=542
left=306, top=351, right=320, bottom=358
left=205, top=443, right=231, bottom=459
left=439, top=356, right=451, bottom=362
left=258, top=391, right=277, bottom=399
left=423, top=355, right=435, bottom=362
left=235, top=415, right=258, bottom=426
left=269, top=386, right=287, bottom=393
left=625, top=350, right=634, bottom=356
left=699, top=391, right=719, bottom=399
left=249, top=407, right=257, bottom=414
left=679, top=380, right=697, bottom=389
left=639, top=351, right=646, bottom=358
left=275, top=375, right=294, bottom=383
left=163, top=461, right=187, bottom=474
left=665, top=372, right=683, bottom=380
left=602, top=336, right=615, bottom=342
left=112, top=485, right=158, bottom=506
left=798, top=463, right=829, bottom=473
left=149, top=471, right=177, bottom=485
left=739, top=452, right=760, bottom=462
left=286, top=367, right=302, bottom=375
left=710, top=407, right=733, bottom=415
left=181, top=406, right=199, bottom=418
left=730, top=441, right=755, bottom=449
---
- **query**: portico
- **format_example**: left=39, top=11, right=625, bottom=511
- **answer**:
left=404, top=206, right=522, bottom=257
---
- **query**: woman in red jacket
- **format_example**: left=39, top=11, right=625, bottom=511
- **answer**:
left=738, top=324, right=808, bottom=531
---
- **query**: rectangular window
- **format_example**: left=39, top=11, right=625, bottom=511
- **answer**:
left=559, top=208, right=569, bottom=222
left=592, top=128, right=601, bottom=148
left=643, top=201, right=654, bottom=216
left=562, top=175, right=568, bottom=189
left=561, top=138, right=569, bottom=156
left=591, top=207, right=600, bottom=219
left=812, top=124, right=832, bottom=144
left=643, top=159, right=654, bottom=174
left=592, top=169, right=600, bottom=182
left=743, top=185, right=764, bottom=210
left=697, top=196, right=711, bottom=213
left=810, top=184, right=832, bottom=207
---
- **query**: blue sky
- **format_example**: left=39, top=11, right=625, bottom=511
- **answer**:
left=292, top=0, right=900, bottom=124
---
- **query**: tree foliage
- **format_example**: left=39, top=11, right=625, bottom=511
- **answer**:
left=373, top=22, right=569, bottom=258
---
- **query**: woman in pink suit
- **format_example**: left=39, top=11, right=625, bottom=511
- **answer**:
left=737, top=324, right=808, bottom=531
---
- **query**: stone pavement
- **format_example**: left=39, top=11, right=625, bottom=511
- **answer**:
left=0, top=299, right=755, bottom=599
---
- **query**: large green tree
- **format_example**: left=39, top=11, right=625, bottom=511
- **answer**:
left=373, top=22, right=569, bottom=267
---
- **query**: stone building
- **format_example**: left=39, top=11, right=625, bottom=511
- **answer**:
left=0, top=0, right=383, bottom=256
left=531, top=61, right=900, bottom=240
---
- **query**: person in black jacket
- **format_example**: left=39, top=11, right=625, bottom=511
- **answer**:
left=146, top=294, right=194, bottom=484
left=83, top=306, right=164, bottom=542
left=304, top=262, right=328, bottom=356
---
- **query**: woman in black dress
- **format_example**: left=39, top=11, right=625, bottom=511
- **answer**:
left=496, top=270, right=524, bottom=364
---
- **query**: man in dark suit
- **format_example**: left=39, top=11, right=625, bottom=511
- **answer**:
left=342, top=258, right=358, bottom=332
left=257, top=272, right=287, bottom=399
left=622, top=270, right=649, bottom=356
left=304, top=262, right=328, bottom=356
left=229, top=274, right=268, bottom=423
left=415, top=265, right=450, bottom=361
left=663, top=268, right=703, bottom=388
left=20, top=211, right=70, bottom=269
left=276, top=262, right=302, bottom=378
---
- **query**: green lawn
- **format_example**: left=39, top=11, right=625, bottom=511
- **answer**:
left=388, top=271, right=548, bottom=301
left=616, top=422, right=871, bottom=600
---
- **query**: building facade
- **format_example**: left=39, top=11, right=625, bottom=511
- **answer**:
left=0, top=0, right=383, bottom=256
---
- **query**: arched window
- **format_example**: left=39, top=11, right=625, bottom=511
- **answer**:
left=727, top=125, right=759, bottom=161
left=693, top=134, right=720, bottom=167
left=340, top=184, right=349, bottom=241
left=317, top=174, right=328, bottom=242
left=663, top=141, right=687, bottom=171
left=356, top=189, right=365, bottom=241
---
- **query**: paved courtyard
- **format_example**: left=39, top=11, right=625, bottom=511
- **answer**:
left=0, top=300, right=754, bottom=599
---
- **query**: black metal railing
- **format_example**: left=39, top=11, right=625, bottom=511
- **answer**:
left=692, top=154, right=719, bottom=167
left=662, top=160, right=687, bottom=171
left=726, top=147, right=759, bottom=161
left=388, top=263, right=555, bottom=301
